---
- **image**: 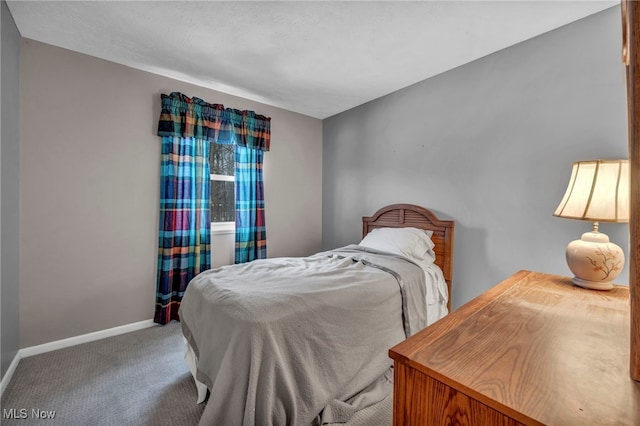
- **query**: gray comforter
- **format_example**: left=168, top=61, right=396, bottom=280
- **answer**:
left=179, top=245, right=429, bottom=426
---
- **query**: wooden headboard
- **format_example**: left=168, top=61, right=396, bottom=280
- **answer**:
left=362, top=204, right=455, bottom=312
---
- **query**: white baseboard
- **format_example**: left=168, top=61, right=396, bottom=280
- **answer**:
left=19, top=319, right=157, bottom=358
left=1, top=351, right=22, bottom=397
left=1, top=319, right=156, bottom=397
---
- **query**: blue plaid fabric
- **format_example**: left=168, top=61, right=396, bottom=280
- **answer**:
left=235, top=145, right=267, bottom=263
left=154, top=136, right=211, bottom=325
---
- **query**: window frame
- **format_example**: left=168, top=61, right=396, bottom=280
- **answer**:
left=210, top=145, right=235, bottom=235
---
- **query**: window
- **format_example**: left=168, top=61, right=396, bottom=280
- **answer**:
left=210, top=143, right=235, bottom=233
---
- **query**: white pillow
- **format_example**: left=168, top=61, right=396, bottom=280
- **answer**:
left=359, top=227, right=436, bottom=263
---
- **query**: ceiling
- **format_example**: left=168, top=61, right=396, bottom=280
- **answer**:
left=7, top=1, right=618, bottom=119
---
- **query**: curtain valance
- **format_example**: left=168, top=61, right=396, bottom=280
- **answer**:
left=157, top=92, right=270, bottom=151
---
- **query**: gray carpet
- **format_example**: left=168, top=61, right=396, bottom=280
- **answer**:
left=1, top=321, right=204, bottom=426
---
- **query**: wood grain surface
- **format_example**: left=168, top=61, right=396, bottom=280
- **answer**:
left=622, top=0, right=640, bottom=383
left=390, top=271, right=640, bottom=425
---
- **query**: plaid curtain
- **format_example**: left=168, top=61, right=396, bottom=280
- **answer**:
left=154, top=136, right=211, bottom=324
left=235, top=145, right=267, bottom=263
left=154, top=92, right=270, bottom=323
left=158, top=92, right=271, bottom=150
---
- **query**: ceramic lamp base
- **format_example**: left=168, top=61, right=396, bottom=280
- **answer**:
left=565, top=230, right=624, bottom=291
left=571, top=276, right=614, bottom=290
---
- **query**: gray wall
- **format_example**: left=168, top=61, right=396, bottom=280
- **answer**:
left=323, top=7, right=629, bottom=310
left=19, top=40, right=322, bottom=347
left=1, top=0, right=21, bottom=377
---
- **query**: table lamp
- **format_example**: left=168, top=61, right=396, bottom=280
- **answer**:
left=553, top=159, right=629, bottom=290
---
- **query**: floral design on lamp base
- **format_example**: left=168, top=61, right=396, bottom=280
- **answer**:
left=565, top=231, right=625, bottom=291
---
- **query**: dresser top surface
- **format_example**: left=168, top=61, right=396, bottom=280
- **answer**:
left=390, top=270, right=640, bottom=425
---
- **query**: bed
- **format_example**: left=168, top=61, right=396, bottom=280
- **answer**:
left=179, top=204, right=455, bottom=425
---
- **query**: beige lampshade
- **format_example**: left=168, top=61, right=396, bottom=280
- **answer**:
left=554, top=160, right=629, bottom=223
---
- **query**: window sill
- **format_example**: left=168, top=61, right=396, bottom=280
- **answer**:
left=211, top=223, right=235, bottom=236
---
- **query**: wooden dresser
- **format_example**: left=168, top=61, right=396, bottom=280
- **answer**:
left=389, top=270, right=640, bottom=425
